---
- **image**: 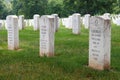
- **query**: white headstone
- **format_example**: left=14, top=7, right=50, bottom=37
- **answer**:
left=0, top=20, right=4, bottom=29
left=33, top=14, right=40, bottom=31
left=57, top=17, right=60, bottom=28
left=68, top=16, right=73, bottom=29
left=40, top=15, right=55, bottom=57
left=0, top=23, right=2, bottom=30
left=26, top=19, right=30, bottom=27
left=72, top=13, right=81, bottom=34
left=29, top=19, right=34, bottom=27
left=103, top=13, right=111, bottom=19
left=5, top=20, right=8, bottom=30
left=7, top=15, right=19, bottom=50
left=61, top=18, right=68, bottom=28
left=89, top=16, right=111, bottom=70
left=24, top=20, right=27, bottom=27
left=84, top=14, right=90, bottom=29
left=52, top=14, right=59, bottom=32
left=62, top=18, right=68, bottom=28
left=19, top=15, right=24, bottom=30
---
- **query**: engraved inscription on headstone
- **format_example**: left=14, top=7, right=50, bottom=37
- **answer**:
left=7, top=15, right=19, bottom=50
left=40, top=15, right=54, bottom=57
left=72, top=13, right=81, bottom=34
left=89, top=16, right=111, bottom=70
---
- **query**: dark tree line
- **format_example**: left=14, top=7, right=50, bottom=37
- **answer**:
left=0, top=0, right=119, bottom=19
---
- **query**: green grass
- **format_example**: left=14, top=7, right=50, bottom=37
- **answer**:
left=0, top=24, right=120, bottom=80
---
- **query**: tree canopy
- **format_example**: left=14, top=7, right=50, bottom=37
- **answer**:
left=0, top=0, right=119, bottom=19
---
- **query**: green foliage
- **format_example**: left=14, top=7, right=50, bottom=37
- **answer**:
left=11, top=0, right=22, bottom=15
left=0, top=0, right=10, bottom=19
left=112, top=0, right=120, bottom=14
left=1, top=0, right=120, bottom=18
left=47, top=0, right=64, bottom=17
left=63, top=0, right=115, bottom=16
left=11, top=0, right=48, bottom=18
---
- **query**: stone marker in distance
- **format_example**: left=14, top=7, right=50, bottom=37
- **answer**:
left=72, top=13, right=81, bottom=34
left=19, top=15, right=24, bottom=30
left=84, top=14, right=90, bottom=29
left=33, top=14, right=40, bottom=31
left=0, top=23, right=2, bottom=30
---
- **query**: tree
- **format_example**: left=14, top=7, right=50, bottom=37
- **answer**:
left=47, top=0, right=64, bottom=17
left=11, top=0, right=48, bottom=19
left=11, top=0, right=22, bottom=15
left=11, top=0, right=48, bottom=18
left=63, top=0, right=115, bottom=16
left=0, top=0, right=9, bottom=19
left=113, top=0, right=120, bottom=14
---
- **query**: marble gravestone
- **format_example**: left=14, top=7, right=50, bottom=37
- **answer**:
left=68, top=16, right=73, bottom=29
left=29, top=19, right=33, bottom=27
left=103, top=13, right=111, bottom=19
left=57, top=17, right=60, bottom=28
left=33, top=14, right=40, bottom=31
left=0, top=23, right=2, bottom=30
left=40, top=15, right=55, bottom=57
left=72, top=13, right=81, bottom=34
left=89, top=16, right=111, bottom=70
left=61, top=18, right=68, bottom=27
left=52, top=14, right=59, bottom=32
left=84, top=14, right=90, bottom=29
left=19, top=15, right=24, bottom=30
left=64, top=18, right=69, bottom=28
left=7, top=15, right=19, bottom=50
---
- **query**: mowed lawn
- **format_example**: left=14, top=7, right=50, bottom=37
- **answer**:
left=0, top=24, right=120, bottom=80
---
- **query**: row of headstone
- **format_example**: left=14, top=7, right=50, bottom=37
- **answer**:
left=82, top=13, right=111, bottom=29
left=5, top=14, right=111, bottom=70
left=34, top=14, right=60, bottom=32
left=61, top=16, right=73, bottom=29
left=111, top=14, right=120, bottom=26
left=0, top=15, right=39, bottom=30
left=6, top=14, right=58, bottom=53
left=61, top=14, right=90, bottom=29
left=60, top=15, right=112, bottom=70
left=1, top=14, right=60, bottom=31
left=61, top=13, right=81, bottom=34
left=62, top=13, right=111, bottom=30
left=40, top=15, right=112, bottom=70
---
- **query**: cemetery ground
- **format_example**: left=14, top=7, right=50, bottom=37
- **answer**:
left=0, top=24, right=120, bottom=80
